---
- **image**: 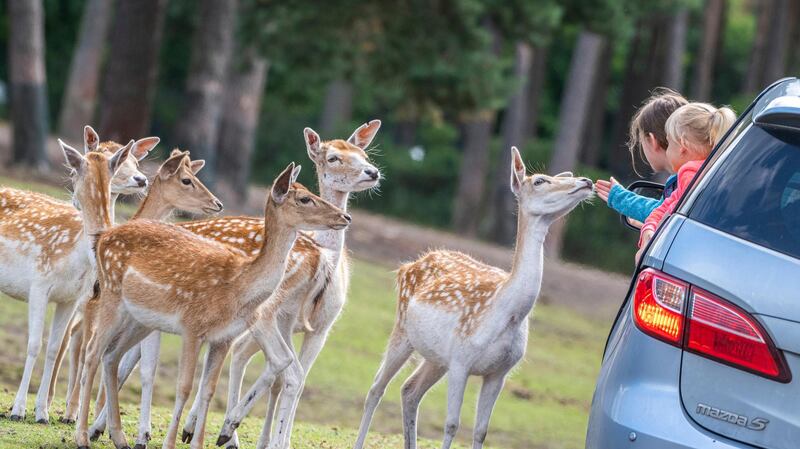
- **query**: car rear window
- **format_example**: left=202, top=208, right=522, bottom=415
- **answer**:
left=688, top=125, right=800, bottom=259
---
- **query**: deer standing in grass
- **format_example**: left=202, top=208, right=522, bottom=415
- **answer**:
left=184, top=121, right=382, bottom=449
left=353, top=147, right=594, bottom=449
left=75, top=163, right=351, bottom=449
left=0, top=126, right=157, bottom=424
left=56, top=149, right=222, bottom=446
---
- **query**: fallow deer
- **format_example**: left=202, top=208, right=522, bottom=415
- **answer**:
left=56, top=149, right=222, bottom=445
left=75, top=163, right=351, bottom=449
left=184, top=121, right=382, bottom=449
left=0, top=126, right=156, bottom=423
left=353, top=148, right=593, bottom=449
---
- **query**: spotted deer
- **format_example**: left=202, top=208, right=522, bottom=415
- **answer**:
left=353, top=148, right=594, bottom=449
left=0, top=126, right=156, bottom=424
left=55, top=149, right=222, bottom=439
left=185, top=121, right=382, bottom=449
left=74, top=163, right=351, bottom=449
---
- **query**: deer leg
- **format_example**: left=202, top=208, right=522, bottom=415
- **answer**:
left=471, top=373, right=506, bottom=449
left=10, top=283, right=49, bottom=421
left=401, top=361, right=447, bottom=449
left=353, top=331, right=413, bottom=449
left=189, top=340, right=231, bottom=449
left=184, top=335, right=258, bottom=448
left=34, top=300, right=77, bottom=423
left=162, top=334, right=201, bottom=449
left=253, top=377, right=283, bottom=449
left=89, top=339, right=142, bottom=439
left=63, top=325, right=85, bottom=423
left=48, top=312, right=78, bottom=408
left=217, top=323, right=294, bottom=447
left=104, top=321, right=150, bottom=449
left=440, top=366, right=470, bottom=449
left=133, top=331, right=161, bottom=449
left=264, top=356, right=303, bottom=449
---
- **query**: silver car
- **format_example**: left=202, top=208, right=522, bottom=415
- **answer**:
left=586, top=78, right=800, bottom=449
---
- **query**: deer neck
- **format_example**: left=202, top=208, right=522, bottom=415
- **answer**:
left=79, top=186, right=115, bottom=260
left=109, top=193, right=119, bottom=225
left=131, top=178, right=172, bottom=221
left=497, top=212, right=550, bottom=318
left=315, top=181, right=349, bottom=259
left=240, top=208, right=297, bottom=305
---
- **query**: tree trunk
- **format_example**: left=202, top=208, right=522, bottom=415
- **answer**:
left=451, top=111, right=496, bottom=236
left=319, top=79, right=354, bottom=137
left=762, top=0, right=791, bottom=84
left=545, top=30, right=606, bottom=258
left=173, top=0, right=238, bottom=185
left=744, top=0, right=774, bottom=93
left=524, top=45, right=549, bottom=140
left=58, top=0, right=114, bottom=143
left=663, top=7, right=688, bottom=90
left=691, top=0, right=726, bottom=101
left=216, top=51, right=269, bottom=207
left=580, top=41, right=613, bottom=167
left=98, top=0, right=167, bottom=142
left=488, top=42, right=533, bottom=245
left=8, top=0, right=49, bottom=170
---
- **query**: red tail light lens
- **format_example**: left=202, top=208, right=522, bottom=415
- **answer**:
left=687, top=288, right=790, bottom=382
left=633, top=268, right=688, bottom=345
left=632, top=268, right=790, bottom=383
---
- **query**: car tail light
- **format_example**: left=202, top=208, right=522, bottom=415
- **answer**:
left=632, top=268, right=791, bottom=382
left=687, top=288, right=790, bottom=382
left=633, top=268, right=688, bottom=345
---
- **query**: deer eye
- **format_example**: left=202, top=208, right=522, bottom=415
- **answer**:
left=182, top=179, right=192, bottom=186
left=327, top=156, right=339, bottom=163
left=299, top=197, right=311, bottom=204
left=533, top=178, right=547, bottom=186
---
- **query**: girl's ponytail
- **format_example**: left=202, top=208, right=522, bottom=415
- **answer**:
left=708, top=106, right=736, bottom=148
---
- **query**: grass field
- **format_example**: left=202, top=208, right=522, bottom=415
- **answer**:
left=0, top=176, right=611, bottom=448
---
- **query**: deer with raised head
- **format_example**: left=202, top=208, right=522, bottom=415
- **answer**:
left=56, top=149, right=222, bottom=442
left=0, top=126, right=156, bottom=424
left=179, top=120, right=382, bottom=449
left=75, top=163, right=351, bottom=449
left=353, top=147, right=594, bottom=449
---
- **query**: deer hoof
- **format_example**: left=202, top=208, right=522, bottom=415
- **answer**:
left=9, top=414, right=23, bottom=421
left=216, top=434, right=231, bottom=447
left=181, top=430, right=193, bottom=443
left=36, top=418, right=49, bottom=424
left=90, top=428, right=103, bottom=441
left=133, top=445, right=146, bottom=449
left=226, top=445, right=239, bottom=449
left=59, top=417, right=75, bottom=424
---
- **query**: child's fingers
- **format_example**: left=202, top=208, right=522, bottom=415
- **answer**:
left=610, top=177, right=619, bottom=187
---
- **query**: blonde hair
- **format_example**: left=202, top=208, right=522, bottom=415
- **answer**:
left=665, top=102, right=736, bottom=157
left=628, top=88, right=688, bottom=169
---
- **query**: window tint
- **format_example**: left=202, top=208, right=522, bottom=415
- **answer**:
left=689, top=126, right=800, bottom=259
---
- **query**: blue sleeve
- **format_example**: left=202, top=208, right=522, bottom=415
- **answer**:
left=607, top=184, right=664, bottom=223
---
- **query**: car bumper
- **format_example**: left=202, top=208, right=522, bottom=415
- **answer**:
left=586, top=309, right=751, bottom=449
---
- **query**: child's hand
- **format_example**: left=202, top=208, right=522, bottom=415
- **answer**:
left=595, top=177, right=619, bottom=204
left=635, top=230, right=655, bottom=265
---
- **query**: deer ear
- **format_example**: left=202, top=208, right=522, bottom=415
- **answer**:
left=189, top=159, right=206, bottom=174
left=510, top=146, right=525, bottom=197
left=169, top=148, right=183, bottom=158
left=347, top=119, right=381, bottom=149
left=84, top=126, right=99, bottom=153
left=131, top=137, right=159, bottom=160
left=60, top=139, right=85, bottom=172
left=271, top=162, right=295, bottom=205
left=290, top=164, right=301, bottom=184
left=555, top=171, right=573, bottom=178
left=109, top=140, right=133, bottom=176
left=304, top=128, right=322, bottom=162
left=159, top=151, right=185, bottom=179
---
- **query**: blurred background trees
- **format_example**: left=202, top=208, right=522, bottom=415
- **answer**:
left=0, top=0, right=793, bottom=272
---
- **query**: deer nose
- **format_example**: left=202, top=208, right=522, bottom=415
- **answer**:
left=364, top=168, right=379, bottom=180
left=214, top=200, right=224, bottom=211
left=134, top=175, right=148, bottom=187
left=342, top=213, right=352, bottom=223
left=579, top=177, right=592, bottom=186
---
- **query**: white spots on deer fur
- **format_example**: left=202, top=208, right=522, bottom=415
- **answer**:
left=248, top=231, right=256, bottom=239
left=255, top=234, right=263, bottom=242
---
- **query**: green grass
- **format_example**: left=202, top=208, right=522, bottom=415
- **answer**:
left=0, top=177, right=611, bottom=449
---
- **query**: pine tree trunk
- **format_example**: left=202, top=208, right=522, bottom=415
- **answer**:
left=216, top=51, right=268, bottom=207
left=691, top=0, right=726, bottom=101
left=451, top=111, right=496, bottom=236
left=524, top=45, right=549, bottom=140
left=98, top=0, right=167, bottom=142
left=8, top=0, right=49, bottom=170
left=488, top=42, right=533, bottom=245
left=58, top=0, right=114, bottom=143
left=744, top=0, right=774, bottom=93
left=173, top=0, right=238, bottom=185
left=762, top=0, right=790, bottom=84
left=545, top=30, right=606, bottom=258
left=580, top=42, right=613, bottom=167
left=664, top=7, right=688, bottom=90
left=319, top=79, right=354, bottom=136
